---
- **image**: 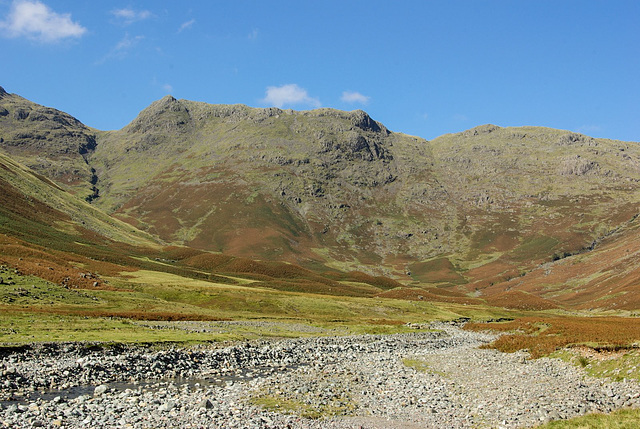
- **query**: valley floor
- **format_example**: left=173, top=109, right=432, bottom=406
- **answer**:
left=1, top=323, right=639, bottom=428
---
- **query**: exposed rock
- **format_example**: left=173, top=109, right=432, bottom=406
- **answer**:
left=350, top=109, right=385, bottom=133
left=124, top=95, right=192, bottom=134
left=13, top=108, right=30, bottom=120
left=558, top=155, right=597, bottom=176
left=462, top=124, right=501, bottom=137
left=557, top=132, right=595, bottom=146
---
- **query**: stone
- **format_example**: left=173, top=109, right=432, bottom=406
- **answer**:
left=158, top=401, right=175, bottom=412
left=198, top=399, right=214, bottom=410
left=94, top=384, right=108, bottom=396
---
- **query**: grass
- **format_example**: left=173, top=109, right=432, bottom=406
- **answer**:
left=251, top=394, right=355, bottom=419
left=534, top=408, right=640, bottom=428
left=0, top=265, right=521, bottom=344
left=403, top=357, right=448, bottom=377
left=551, top=348, right=640, bottom=383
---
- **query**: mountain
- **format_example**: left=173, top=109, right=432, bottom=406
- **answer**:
left=2, top=86, right=640, bottom=310
left=0, top=124, right=403, bottom=308
left=0, top=86, right=99, bottom=202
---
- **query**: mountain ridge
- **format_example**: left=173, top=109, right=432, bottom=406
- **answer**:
left=2, top=86, right=640, bottom=311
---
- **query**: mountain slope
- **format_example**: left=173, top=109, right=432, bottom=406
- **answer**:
left=90, top=96, right=436, bottom=271
left=86, top=96, right=640, bottom=279
left=427, top=125, right=640, bottom=282
left=0, top=86, right=99, bottom=201
left=0, top=143, right=405, bottom=303
left=3, top=88, right=640, bottom=311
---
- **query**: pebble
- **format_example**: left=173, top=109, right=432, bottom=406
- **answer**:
left=0, top=323, right=638, bottom=428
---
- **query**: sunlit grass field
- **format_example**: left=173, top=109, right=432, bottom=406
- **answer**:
left=0, top=268, right=520, bottom=343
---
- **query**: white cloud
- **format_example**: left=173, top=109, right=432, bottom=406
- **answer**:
left=0, top=0, right=86, bottom=42
left=111, top=8, right=152, bottom=25
left=95, top=33, right=144, bottom=64
left=576, top=124, right=602, bottom=135
left=114, top=33, right=143, bottom=52
left=341, top=91, right=370, bottom=105
left=262, top=84, right=320, bottom=109
left=178, top=19, right=195, bottom=33
left=162, top=83, right=173, bottom=93
left=248, top=28, right=258, bottom=40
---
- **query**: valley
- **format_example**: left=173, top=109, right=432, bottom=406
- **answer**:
left=2, top=85, right=640, bottom=427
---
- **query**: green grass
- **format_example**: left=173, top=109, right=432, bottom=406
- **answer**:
left=251, top=394, right=355, bottom=419
left=0, top=266, right=521, bottom=344
left=534, top=408, right=640, bottom=428
left=402, top=357, right=448, bottom=377
left=551, top=349, right=640, bottom=383
left=0, top=312, right=215, bottom=343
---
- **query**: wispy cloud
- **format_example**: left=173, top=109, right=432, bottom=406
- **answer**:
left=576, top=124, right=602, bottom=135
left=178, top=19, right=195, bottom=33
left=261, top=84, right=320, bottom=109
left=162, top=83, right=173, bottom=93
left=111, top=8, right=152, bottom=25
left=248, top=28, right=258, bottom=40
left=341, top=91, right=370, bottom=105
left=96, top=33, right=144, bottom=64
left=0, top=0, right=86, bottom=42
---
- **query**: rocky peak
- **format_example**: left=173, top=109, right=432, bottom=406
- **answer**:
left=350, top=110, right=386, bottom=133
left=124, top=95, right=191, bottom=134
left=0, top=86, right=7, bottom=98
left=462, top=124, right=501, bottom=137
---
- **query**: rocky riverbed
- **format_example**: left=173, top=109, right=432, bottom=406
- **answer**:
left=1, top=322, right=639, bottom=428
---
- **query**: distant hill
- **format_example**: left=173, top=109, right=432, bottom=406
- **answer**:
left=2, top=85, right=640, bottom=310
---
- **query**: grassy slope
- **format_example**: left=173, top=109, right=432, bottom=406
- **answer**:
left=0, top=151, right=158, bottom=247
left=0, top=144, right=519, bottom=343
left=474, top=213, right=640, bottom=311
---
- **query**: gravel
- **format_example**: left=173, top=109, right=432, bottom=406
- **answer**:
left=1, top=322, right=639, bottom=428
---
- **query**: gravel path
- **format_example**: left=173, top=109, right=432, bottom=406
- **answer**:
left=1, top=323, right=639, bottom=428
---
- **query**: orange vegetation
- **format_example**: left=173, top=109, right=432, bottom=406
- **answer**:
left=465, top=316, right=640, bottom=358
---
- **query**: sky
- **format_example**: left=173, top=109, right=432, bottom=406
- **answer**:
left=0, top=0, right=638, bottom=142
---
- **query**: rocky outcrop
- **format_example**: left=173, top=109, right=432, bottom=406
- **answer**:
left=558, top=155, right=597, bottom=176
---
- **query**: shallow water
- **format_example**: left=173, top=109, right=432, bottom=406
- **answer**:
left=1, top=364, right=294, bottom=406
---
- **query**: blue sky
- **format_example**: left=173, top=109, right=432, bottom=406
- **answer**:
left=0, top=1, right=638, bottom=141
